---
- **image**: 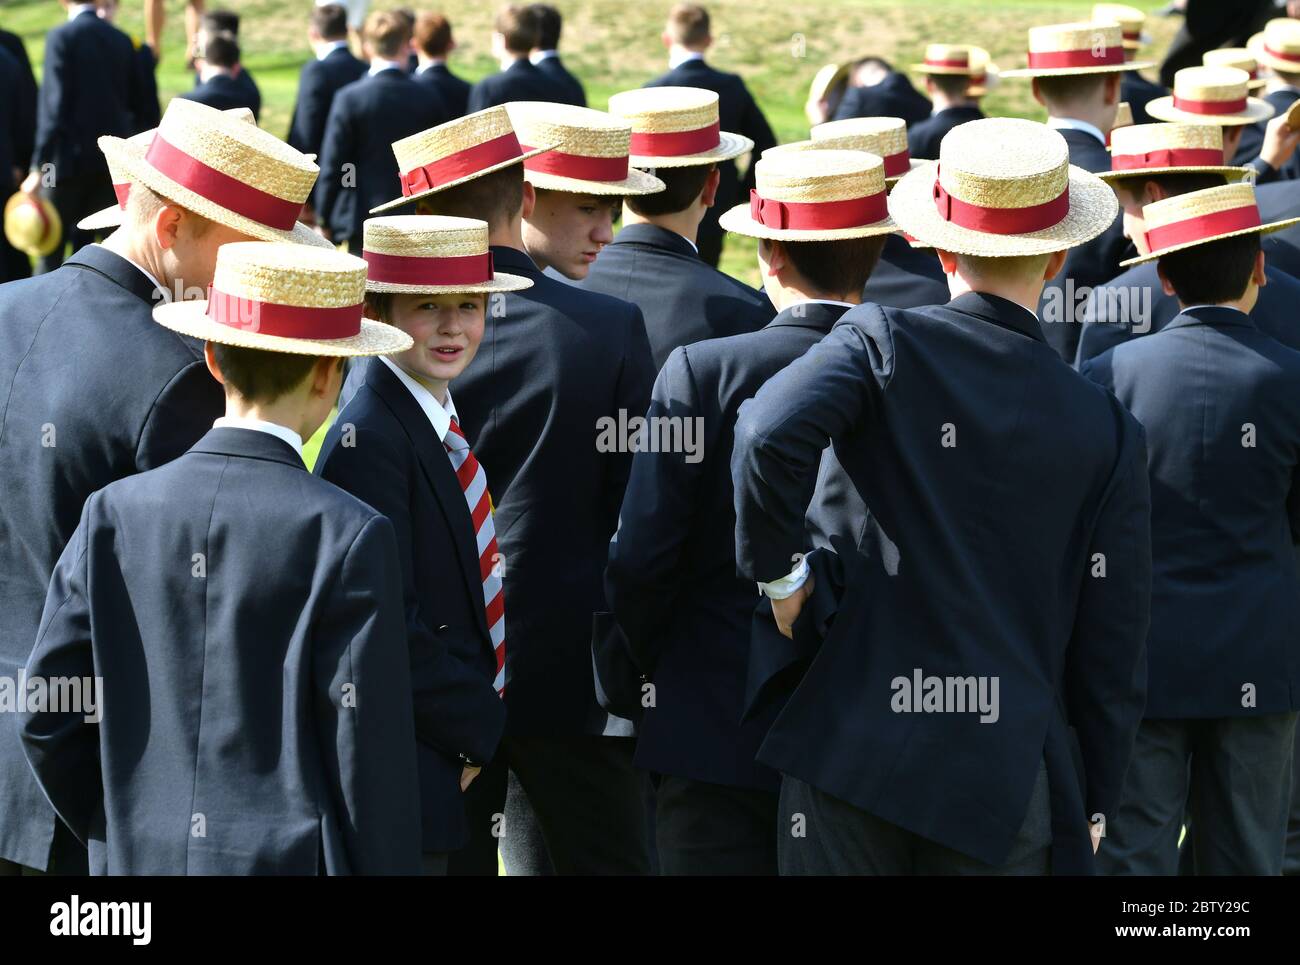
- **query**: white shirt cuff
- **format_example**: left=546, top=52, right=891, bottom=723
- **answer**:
left=758, top=555, right=810, bottom=600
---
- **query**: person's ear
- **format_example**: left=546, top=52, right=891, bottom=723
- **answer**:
left=154, top=204, right=184, bottom=251
left=1143, top=180, right=1164, bottom=204
left=1155, top=260, right=1176, bottom=297
left=701, top=166, right=721, bottom=207
left=311, top=356, right=341, bottom=398
left=1030, top=77, right=1046, bottom=108
left=1105, top=72, right=1121, bottom=105
left=936, top=248, right=960, bottom=275
left=1045, top=248, right=1068, bottom=280
left=203, top=342, right=226, bottom=385
left=521, top=180, right=536, bottom=220
left=661, top=30, right=671, bottom=49
left=1254, top=248, right=1268, bottom=287
left=926, top=76, right=936, bottom=94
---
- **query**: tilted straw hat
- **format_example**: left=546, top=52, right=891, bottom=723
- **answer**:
left=361, top=215, right=533, bottom=294
left=1121, top=181, right=1300, bottom=265
left=912, top=44, right=983, bottom=76
left=371, top=105, right=555, bottom=214
left=717, top=149, right=896, bottom=241
left=99, top=100, right=330, bottom=248
left=1253, top=18, right=1300, bottom=75
left=79, top=108, right=259, bottom=232
left=805, top=62, right=852, bottom=125
left=763, top=116, right=920, bottom=186
left=505, top=102, right=665, bottom=195
left=1001, top=21, right=1154, bottom=77
left=1092, top=4, right=1148, bottom=51
left=1100, top=122, right=1252, bottom=181
left=1145, top=66, right=1275, bottom=125
left=152, top=242, right=413, bottom=356
left=889, top=117, right=1119, bottom=256
left=3, top=192, right=61, bottom=258
left=1202, top=49, right=1268, bottom=91
left=606, top=87, right=753, bottom=168
left=968, top=46, right=1000, bottom=97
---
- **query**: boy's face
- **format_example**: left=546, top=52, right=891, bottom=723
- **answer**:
left=522, top=190, right=619, bottom=280
left=386, top=291, right=487, bottom=386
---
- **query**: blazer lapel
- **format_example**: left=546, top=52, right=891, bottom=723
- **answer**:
left=64, top=244, right=166, bottom=305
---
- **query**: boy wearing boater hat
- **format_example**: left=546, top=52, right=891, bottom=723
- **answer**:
left=732, top=118, right=1153, bottom=875
left=316, top=215, right=532, bottom=875
left=1079, top=183, right=1300, bottom=875
left=576, top=86, right=772, bottom=370
left=1093, top=3, right=1168, bottom=124
left=367, top=104, right=659, bottom=875
left=606, top=149, right=896, bottom=875
left=1234, top=18, right=1300, bottom=171
left=906, top=44, right=987, bottom=161
left=0, top=98, right=329, bottom=877
left=18, top=242, right=424, bottom=874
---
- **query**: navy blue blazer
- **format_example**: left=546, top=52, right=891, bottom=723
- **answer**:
left=606, top=302, right=849, bottom=791
left=316, top=359, right=507, bottom=853
left=1075, top=260, right=1300, bottom=364
left=466, top=58, right=570, bottom=113
left=316, top=68, right=450, bottom=246
left=1081, top=307, right=1300, bottom=717
left=1121, top=71, right=1167, bottom=126
left=19, top=427, right=424, bottom=875
left=0, top=245, right=224, bottom=870
left=575, top=223, right=774, bottom=370
left=423, top=245, right=655, bottom=735
left=1257, top=172, right=1300, bottom=253
left=535, top=54, right=586, bottom=107
left=414, top=62, right=472, bottom=119
left=862, top=233, right=949, bottom=310
left=287, top=45, right=368, bottom=159
left=1233, top=88, right=1300, bottom=177
left=33, top=8, right=139, bottom=179
left=179, top=72, right=261, bottom=120
left=830, top=72, right=932, bottom=126
left=731, top=291, right=1151, bottom=872
left=906, top=105, right=984, bottom=160
left=0, top=28, right=36, bottom=169
left=131, top=42, right=162, bottom=131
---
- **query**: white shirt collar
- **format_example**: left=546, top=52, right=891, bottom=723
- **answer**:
left=791, top=298, right=856, bottom=309
left=531, top=49, right=559, bottom=63
left=213, top=417, right=305, bottom=458
left=317, top=39, right=349, bottom=61
left=368, top=59, right=406, bottom=76
left=68, top=3, right=96, bottom=20
left=669, top=48, right=705, bottom=70
left=1047, top=116, right=1106, bottom=147
left=98, top=245, right=171, bottom=303
left=378, top=356, right=458, bottom=442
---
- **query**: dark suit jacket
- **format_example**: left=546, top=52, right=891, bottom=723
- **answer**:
left=287, top=45, right=368, bottom=159
left=19, top=427, right=423, bottom=875
left=1037, top=127, right=1132, bottom=362
left=131, top=42, right=161, bottom=130
left=1121, top=71, right=1167, bottom=126
left=415, top=62, right=472, bottom=119
left=1075, top=260, right=1300, bottom=364
left=33, top=8, right=138, bottom=179
left=731, top=291, right=1151, bottom=873
left=0, top=28, right=36, bottom=169
left=316, top=359, right=507, bottom=852
left=576, top=223, right=774, bottom=370
left=831, top=72, right=932, bottom=126
left=1233, top=87, right=1300, bottom=176
left=410, top=245, right=654, bottom=735
left=535, top=54, right=586, bottom=107
left=907, top=105, right=984, bottom=160
left=466, top=58, right=570, bottom=113
left=1081, top=307, right=1300, bottom=718
left=606, top=302, right=849, bottom=791
left=862, top=233, right=949, bottom=309
left=1258, top=178, right=1300, bottom=251
left=180, top=72, right=261, bottom=120
left=0, top=244, right=224, bottom=870
left=316, top=68, right=450, bottom=246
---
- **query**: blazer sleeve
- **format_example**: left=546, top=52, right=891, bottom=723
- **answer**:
left=314, top=93, right=352, bottom=229
left=313, top=514, right=423, bottom=874
left=605, top=346, right=707, bottom=672
left=286, top=62, right=323, bottom=155
left=732, top=310, right=892, bottom=582
left=317, top=423, right=506, bottom=765
left=33, top=28, right=67, bottom=170
left=136, top=359, right=225, bottom=472
left=466, top=79, right=491, bottom=115
left=604, top=306, right=657, bottom=536
left=18, top=497, right=100, bottom=846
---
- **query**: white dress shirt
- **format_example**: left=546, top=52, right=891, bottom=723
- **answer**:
left=368, top=59, right=405, bottom=77
left=1047, top=116, right=1106, bottom=147
left=668, top=48, right=705, bottom=70
left=530, top=49, right=559, bottom=64
left=213, top=416, right=305, bottom=459
left=67, top=3, right=96, bottom=20
left=317, top=39, right=350, bottom=61
left=378, top=356, right=458, bottom=444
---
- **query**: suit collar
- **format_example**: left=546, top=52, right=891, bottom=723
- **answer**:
left=767, top=300, right=851, bottom=333
left=1166, top=304, right=1257, bottom=331
left=611, top=222, right=698, bottom=259
left=489, top=244, right=542, bottom=275
left=189, top=427, right=307, bottom=469
left=506, top=58, right=540, bottom=75
left=947, top=291, right=1046, bottom=343
left=933, top=105, right=984, bottom=121
left=65, top=244, right=166, bottom=305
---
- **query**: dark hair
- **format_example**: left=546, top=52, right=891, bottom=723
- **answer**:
left=414, top=11, right=454, bottom=57
left=416, top=163, right=525, bottom=232
left=929, top=73, right=971, bottom=99
left=364, top=291, right=394, bottom=324
left=1118, top=171, right=1227, bottom=202
left=201, top=32, right=240, bottom=69
left=667, top=3, right=710, bottom=47
left=312, top=3, right=349, bottom=40
left=530, top=4, right=562, bottom=49
left=1159, top=231, right=1260, bottom=305
left=211, top=343, right=330, bottom=403
left=625, top=164, right=714, bottom=217
left=1035, top=72, right=1108, bottom=106
left=768, top=235, right=888, bottom=297
left=202, top=10, right=240, bottom=36
left=495, top=5, right=540, bottom=54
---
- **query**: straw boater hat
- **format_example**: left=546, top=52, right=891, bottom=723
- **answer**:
left=888, top=117, right=1118, bottom=256
left=371, top=105, right=555, bottom=214
left=1121, top=181, right=1300, bottom=266
left=361, top=215, right=533, bottom=294
left=805, top=62, right=852, bottom=125
left=79, top=108, right=259, bottom=232
left=717, top=149, right=896, bottom=241
left=763, top=116, right=920, bottom=186
left=967, top=46, right=1000, bottom=98
left=99, top=99, right=331, bottom=248
left=606, top=87, right=753, bottom=168
left=3, top=192, right=61, bottom=258
left=1001, top=21, right=1154, bottom=77
left=1100, top=123, right=1252, bottom=182
left=1145, top=66, right=1274, bottom=125
left=1253, top=18, right=1300, bottom=75
left=912, top=44, right=984, bottom=76
left=1202, top=49, right=1268, bottom=91
left=152, top=242, right=413, bottom=356
left=1091, top=4, right=1148, bottom=51
left=503, top=102, right=664, bottom=196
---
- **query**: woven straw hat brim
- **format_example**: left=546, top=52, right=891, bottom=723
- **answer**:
left=523, top=165, right=664, bottom=196
left=1256, top=49, right=1300, bottom=74
left=717, top=203, right=897, bottom=241
left=888, top=160, right=1118, bottom=256
left=152, top=300, right=413, bottom=357
left=76, top=204, right=125, bottom=232
left=1120, top=214, right=1300, bottom=266
left=1099, top=164, right=1253, bottom=182
left=369, top=144, right=555, bottom=214
left=1144, top=95, right=1275, bottom=125
left=364, top=271, right=534, bottom=295
left=1001, top=59, right=1154, bottom=78
left=912, top=64, right=982, bottom=76
left=628, top=130, right=754, bottom=168
left=100, top=136, right=333, bottom=250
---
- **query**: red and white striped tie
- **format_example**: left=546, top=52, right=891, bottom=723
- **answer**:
left=444, top=416, right=505, bottom=696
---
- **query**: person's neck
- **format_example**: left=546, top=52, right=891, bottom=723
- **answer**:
left=501, top=51, right=529, bottom=70
left=931, top=91, right=972, bottom=112
left=224, top=396, right=316, bottom=442
left=946, top=271, right=1043, bottom=316
left=621, top=205, right=703, bottom=246
left=669, top=44, right=705, bottom=64
left=403, top=363, right=450, bottom=405
left=100, top=227, right=173, bottom=298
left=488, top=216, right=527, bottom=257
left=769, top=282, right=859, bottom=311
left=199, top=63, right=237, bottom=82
left=1180, top=291, right=1256, bottom=315
left=1047, top=103, right=1112, bottom=137
left=417, top=53, right=446, bottom=68
left=371, top=56, right=404, bottom=71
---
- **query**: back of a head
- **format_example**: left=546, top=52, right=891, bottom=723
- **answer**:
left=414, top=11, right=454, bottom=58
left=625, top=164, right=714, bottom=218
left=1035, top=72, right=1108, bottom=114
left=1160, top=232, right=1260, bottom=306
left=364, top=10, right=413, bottom=60
left=667, top=3, right=710, bottom=49
left=211, top=343, right=325, bottom=406
left=530, top=4, right=562, bottom=50
left=1121, top=171, right=1227, bottom=204
left=416, top=163, right=525, bottom=235
left=312, top=3, right=350, bottom=42
left=496, top=4, right=540, bottom=54
left=773, top=235, right=887, bottom=299
left=202, top=9, right=240, bottom=37
left=930, top=73, right=972, bottom=100
left=201, top=31, right=240, bottom=70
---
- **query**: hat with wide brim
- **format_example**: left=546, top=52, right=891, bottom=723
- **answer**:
left=152, top=241, right=413, bottom=356
left=607, top=87, right=753, bottom=168
left=912, top=44, right=985, bottom=76
left=1001, top=21, right=1154, bottom=77
left=506, top=102, right=664, bottom=195
left=4, top=192, right=62, bottom=257
left=1144, top=66, right=1275, bottom=125
left=371, top=105, right=556, bottom=214
left=807, top=115, right=922, bottom=185
left=718, top=148, right=897, bottom=241
left=1120, top=181, right=1300, bottom=265
left=1099, top=121, right=1253, bottom=181
left=1092, top=3, right=1149, bottom=51
left=967, top=48, right=1001, bottom=97
left=888, top=117, right=1119, bottom=257
left=361, top=215, right=533, bottom=294
left=1252, top=18, right=1300, bottom=74
left=1202, top=49, right=1269, bottom=90
left=763, top=139, right=925, bottom=187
